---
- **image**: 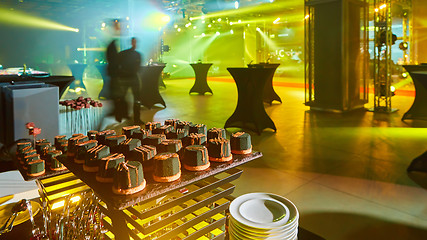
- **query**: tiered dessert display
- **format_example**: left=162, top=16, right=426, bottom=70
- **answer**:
left=13, top=119, right=262, bottom=239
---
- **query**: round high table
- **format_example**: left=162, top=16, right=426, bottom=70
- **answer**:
left=225, top=67, right=277, bottom=135
left=402, top=65, right=427, bottom=121
left=96, top=64, right=110, bottom=99
left=140, top=64, right=166, bottom=109
left=67, top=63, right=87, bottom=91
left=189, top=63, right=213, bottom=95
left=248, top=63, right=282, bottom=105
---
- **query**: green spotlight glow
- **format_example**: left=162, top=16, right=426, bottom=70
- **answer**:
left=0, top=8, right=78, bottom=32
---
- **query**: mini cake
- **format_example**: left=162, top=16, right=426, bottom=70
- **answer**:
left=46, top=150, right=66, bottom=171
left=145, top=121, right=161, bottom=131
left=23, top=152, right=39, bottom=168
left=131, top=129, right=150, bottom=141
left=26, top=158, right=45, bottom=177
left=166, top=128, right=189, bottom=139
left=96, top=130, right=116, bottom=145
left=16, top=142, right=32, bottom=154
left=153, top=153, right=181, bottom=182
left=112, top=161, right=146, bottom=195
left=159, top=139, right=182, bottom=153
left=122, top=125, right=141, bottom=138
left=35, top=142, right=51, bottom=155
left=207, top=127, right=227, bottom=140
left=57, top=140, right=68, bottom=153
left=17, top=145, right=33, bottom=162
left=141, top=134, right=166, bottom=146
left=36, top=139, right=49, bottom=144
left=183, top=145, right=210, bottom=171
left=96, top=153, right=125, bottom=183
left=106, top=135, right=126, bottom=153
left=189, top=124, right=207, bottom=135
left=67, top=135, right=89, bottom=157
left=74, top=140, right=98, bottom=164
left=87, top=130, right=98, bottom=140
left=19, top=148, right=37, bottom=164
left=130, top=145, right=157, bottom=170
left=152, top=125, right=174, bottom=135
left=176, top=120, right=192, bottom=131
left=230, top=132, right=252, bottom=154
left=54, top=135, right=67, bottom=148
left=120, top=138, right=142, bottom=155
left=164, top=119, right=179, bottom=128
left=182, top=133, right=207, bottom=147
left=84, top=145, right=110, bottom=172
left=207, top=138, right=232, bottom=162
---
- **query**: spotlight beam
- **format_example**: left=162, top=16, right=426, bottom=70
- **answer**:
left=0, top=8, right=79, bottom=32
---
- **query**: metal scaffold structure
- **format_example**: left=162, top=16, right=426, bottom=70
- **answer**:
left=373, top=0, right=395, bottom=112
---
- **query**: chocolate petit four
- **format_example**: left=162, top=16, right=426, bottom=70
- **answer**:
left=145, top=121, right=161, bottom=131
left=164, top=119, right=179, bottom=129
left=23, top=153, right=40, bottom=169
left=74, top=140, right=98, bottom=164
left=96, top=153, right=125, bottom=183
left=84, top=145, right=110, bottom=172
left=158, top=139, right=182, bottom=153
left=153, top=153, right=181, bottom=182
left=189, top=124, right=207, bottom=135
left=56, top=140, right=68, bottom=153
left=46, top=150, right=66, bottom=171
left=16, top=142, right=32, bottom=154
left=120, top=138, right=142, bottom=156
left=25, top=154, right=45, bottom=177
left=131, top=129, right=150, bottom=141
left=35, top=141, right=51, bottom=155
left=112, top=161, right=146, bottom=195
left=230, top=132, right=252, bottom=154
left=54, top=135, right=67, bottom=148
left=106, top=135, right=126, bottom=153
left=152, top=125, right=174, bottom=135
left=122, top=125, right=141, bottom=138
left=207, top=138, right=232, bottom=162
left=176, top=120, right=192, bottom=131
left=87, top=130, right=98, bottom=140
left=183, top=145, right=210, bottom=171
left=67, top=135, right=89, bottom=157
left=130, top=145, right=157, bottom=171
left=207, top=127, right=227, bottom=140
left=96, top=130, right=116, bottom=145
left=166, top=128, right=189, bottom=139
left=17, top=144, right=33, bottom=162
left=182, top=133, right=207, bottom=147
left=142, top=134, right=166, bottom=146
left=19, top=148, right=37, bottom=164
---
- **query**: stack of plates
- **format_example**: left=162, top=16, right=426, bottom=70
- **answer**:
left=228, top=193, right=299, bottom=240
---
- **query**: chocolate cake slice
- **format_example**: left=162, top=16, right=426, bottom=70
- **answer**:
left=166, top=128, right=189, bottom=140
left=152, top=125, right=174, bottom=135
left=189, top=124, right=207, bottom=135
left=120, top=138, right=142, bottom=156
left=141, top=134, right=166, bottom=146
left=183, top=145, right=210, bottom=171
left=131, top=129, right=151, bottom=141
left=122, top=125, right=141, bottom=138
left=145, top=121, right=161, bottom=131
left=112, top=161, right=146, bottom=195
left=106, top=135, right=126, bottom=153
left=67, top=135, right=89, bottom=157
left=54, top=135, right=67, bottom=148
left=176, top=120, right=192, bottom=131
left=182, top=133, right=207, bottom=147
left=96, top=130, right=116, bottom=145
left=164, top=119, right=180, bottom=129
left=153, top=153, right=181, bottom=182
left=159, top=139, right=183, bottom=153
left=130, top=145, right=157, bottom=171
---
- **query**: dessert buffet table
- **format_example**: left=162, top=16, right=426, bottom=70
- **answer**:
left=402, top=65, right=427, bottom=121
left=225, top=68, right=277, bottom=134
left=140, top=65, right=167, bottom=109
left=248, top=63, right=282, bottom=105
left=190, top=63, right=213, bottom=95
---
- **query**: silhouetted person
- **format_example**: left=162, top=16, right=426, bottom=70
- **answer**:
left=106, top=19, right=124, bottom=122
left=117, top=37, right=142, bottom=124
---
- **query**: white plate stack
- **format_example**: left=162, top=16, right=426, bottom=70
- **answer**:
left=228, top=193, right=299, bottom=240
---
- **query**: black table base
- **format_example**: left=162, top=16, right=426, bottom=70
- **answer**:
left=140, top=65, right=167, bottom=109
left=225, top=68, right=277, bottom=135
left=190, top=63, right=213, bottom=95
left=401, top=65, right=427, bottom=121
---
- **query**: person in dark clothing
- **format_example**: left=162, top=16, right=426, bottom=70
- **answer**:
left=117, top=37, right=143, bottom=124
left=105, top=19, right=125, bottom=122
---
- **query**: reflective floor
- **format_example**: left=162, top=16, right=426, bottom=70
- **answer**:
left=86, top=75, right=427, bottom=240
left=3, top=74, right=427, bottom=239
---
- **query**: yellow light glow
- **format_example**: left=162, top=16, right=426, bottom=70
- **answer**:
left=374, top=8, right=379, bottom=12
left=208, top=24, right=212, bottom=27
left=305, top=15, right=310, bottom=19
left=230, top=22, right=233, bottom=25
left=162, top=15, right=171, bottom=23
left=256, top=27, right=261, bottom=32
left=218, top=18, right=222, bottom=22
left=390, top=86, right=395, bottom=92
left=379, top=4, right=387, bottom=10
left=101, top=22, right=106, bottom=28
left=230, top=29, right=234, bottom=34
left=193, top=26, right=197, bottom=29
left=51, top=201, right=64, bottom=210
left=216, top=31, right=220, bottom=35
left=273, top=17, right=280, bottom=24
left=174, top=24, right=178, bottom=28
left=0, top=8, right=79, bottom=32
left=177, top=28, right=181, bottom=32
left=71, top=195, right=80, bottom=203
left=202, top=33, right=205, bottom=37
